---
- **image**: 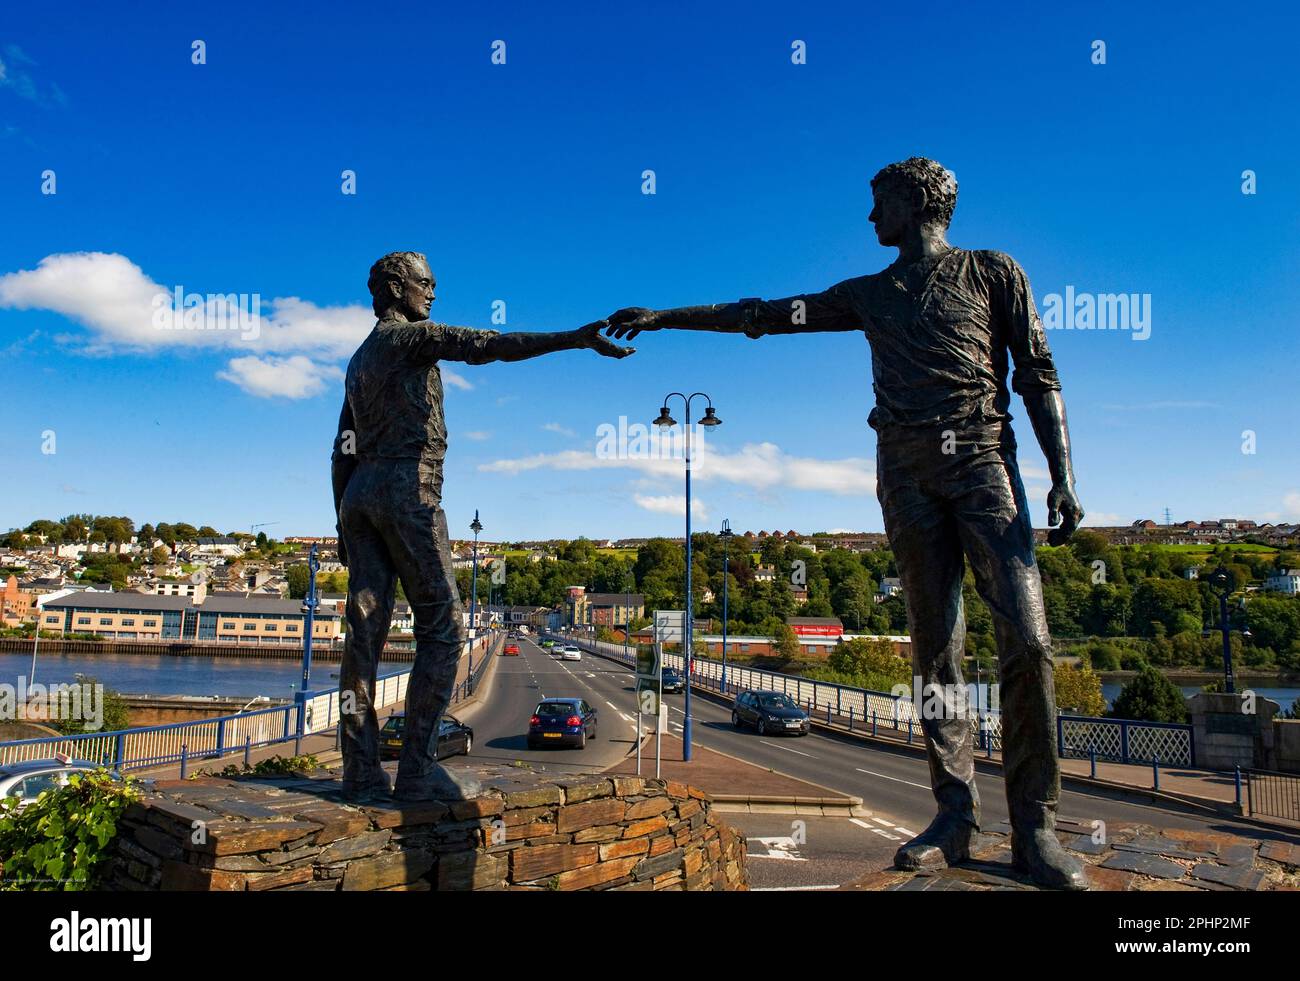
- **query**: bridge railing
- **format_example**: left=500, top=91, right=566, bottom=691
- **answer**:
left=1244, top=768, right=1300, bottom=823
left=547, top=630, right=1193, bottom=767
left=0, top=630, right=503, bottom=772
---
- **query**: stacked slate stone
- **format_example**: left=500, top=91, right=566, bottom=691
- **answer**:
left=106, top=765, right=748, bottom=892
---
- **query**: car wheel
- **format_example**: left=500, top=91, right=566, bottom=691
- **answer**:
left=578, top=730, right=587, bottom=749
left=757, top=717, right=767, bottom=736
left=731, top=710, right=742, bottom=729
left=463, top=735, right=472, bottom=756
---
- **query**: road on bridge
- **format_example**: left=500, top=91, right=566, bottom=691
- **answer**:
left=457, top=635, right=1300, bottom=888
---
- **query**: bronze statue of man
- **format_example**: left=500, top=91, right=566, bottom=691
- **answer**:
left=332, top=251, right=632, bottom=801
left=606, top=158, right=1087, bottom=889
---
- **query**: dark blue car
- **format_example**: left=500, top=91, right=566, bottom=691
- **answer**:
left=527, top=697, right=598, bottom=749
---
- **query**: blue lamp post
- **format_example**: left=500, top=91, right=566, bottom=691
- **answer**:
left=300, top=543, right=320, bottom=691
left=469, top=510, right=482, bottom=691
left=654, top=393, right=722, bottom=762
left=1207, top=567, right=1249, bottom=695
left=720, top=519, right=732, bottom=694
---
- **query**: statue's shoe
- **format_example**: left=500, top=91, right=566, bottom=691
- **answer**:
left=894, top=811, right=978, bottom=871
left=340, top=766, right=392, bottom=803
left=1012, top=828, right=1089, bottom=891
left=392, top=764, right=483, bottom=802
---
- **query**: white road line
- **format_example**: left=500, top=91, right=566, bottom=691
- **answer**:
left=758, top=739, right=816, bottom=758
left=618, top=712, right=632, bottom=722
left=605, top=700, right=618, bottom=709
left=895, top=827, right=917, bottom=838
left=750, top=885, right=841, bottom=892
left=855, top=768, right=932, bottom=791
left=870, top=817, right=895, bottom=828
left=849, top=818, right=875, bottom=831
left=870, top=828, right=902, bottom=841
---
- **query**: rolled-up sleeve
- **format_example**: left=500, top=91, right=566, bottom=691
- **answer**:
left=741, top=280, right=864, bottom=337
left=997, top=256, right=1061, bottom=396
left=412, top=322, right=503, bottom=364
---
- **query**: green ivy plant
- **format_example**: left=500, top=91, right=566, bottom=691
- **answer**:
left=192, top=754, right=320, bottom=778
left=0, top=770, right=139, bottom=891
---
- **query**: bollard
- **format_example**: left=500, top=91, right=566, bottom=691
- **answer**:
left=872, top=711, right=877, bottom=738
left=827, top=703, right=832, bottom=725
left=907, top=718, right=913, bottom=744
left=1234, top=764, right=1242, bottom=808
left=1090, top=746, right=1097, bottom=779
left=179, top=743, right=189, bottom=780
left=1153, top=756, right=1160, bottom=792
left=986, top=729, right=993, bottom=758
left=244, top=736, right=252, bottom=767
left=848, top=706, right=854, bottom=732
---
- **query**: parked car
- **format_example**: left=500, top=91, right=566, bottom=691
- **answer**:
left=527, top=697, right=597, bottom=749
left=660, top=667, right=685, bottom=693
left=504, top=642, right=520, bottom=656
left=379, top=712, right=474, bottom=760
left=731, top=690, right=810, bottom=736
left=0, top=756, right=123, bottom=811
left=562, top=645, right=582, bottom=661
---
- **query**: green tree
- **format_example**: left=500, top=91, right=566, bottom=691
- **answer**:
left=286, top=564, right=309, bottom=599
left=1109, top=666, right=1188, bottom=723
left=1054, top=662, right=1105, bottom=716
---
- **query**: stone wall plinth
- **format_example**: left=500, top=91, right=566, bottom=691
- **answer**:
left=107, top=764, right=748, bottom=892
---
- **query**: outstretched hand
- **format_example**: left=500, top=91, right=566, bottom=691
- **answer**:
left=605, top=307, right=658, bottom=341
left=578, top=320, right=635, bottom=359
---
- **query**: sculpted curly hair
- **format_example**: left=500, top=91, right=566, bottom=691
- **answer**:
left=367, top=251, right=429, bottom=316
left=870, top=157, right=958, bottom=228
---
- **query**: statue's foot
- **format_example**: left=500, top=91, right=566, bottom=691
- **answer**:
left=340, top=765, right=391, bottom=803
left=894, top=811, right=978, bottom=871
left=392, top=763, right=482, bottom=802
left=1012, top=828, right=1089, bottom=891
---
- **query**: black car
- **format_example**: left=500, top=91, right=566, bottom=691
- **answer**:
left=660, top=668, right=685, bottom=694
left=731, top=690, right=810, bottom=736
left=527, top=697, right=598, bottom=749
left=379, top=712, right=473, bottom=760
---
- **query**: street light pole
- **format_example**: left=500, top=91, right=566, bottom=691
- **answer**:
left=720, top=518, right=732, bottom=694
left=301, top=543, right=320, bottom=691
left=1208, top=567, right=1237, bottom=694
left=654, top=393, right=722, bottom=762
left=470, top=510, right=482, bottom=691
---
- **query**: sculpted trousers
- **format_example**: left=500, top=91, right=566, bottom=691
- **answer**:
left=876, top=424, right=1061, bottom=832
left=338, top=461, right=466, bottom=787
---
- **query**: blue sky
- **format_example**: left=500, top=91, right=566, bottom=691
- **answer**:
left=1, top=1, right=1297, bottom=541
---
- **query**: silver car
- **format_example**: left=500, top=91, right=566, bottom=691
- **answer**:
left=0, top=757, right=122, bottom=811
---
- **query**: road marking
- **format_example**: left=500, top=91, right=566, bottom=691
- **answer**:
left=870, top=817, right=895, bottom=827
left=851, top=817, right=914, bottom=841
left=618, top=712, right=632, bottom=722
left=895, top=827, right=916, bottom=838
left=605, top=700, right=618, bottom=709
left=750, top=885, right=840, bottom=891
left=745, top=836, right=807, bottom=861
left=758, top=739, right=816, bottom=758
left=855, top=768, right=931, bottom=791
left=870, top=828, right=902, bottom=841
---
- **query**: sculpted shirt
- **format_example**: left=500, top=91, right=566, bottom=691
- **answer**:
left=741, top=249, right=1060, bottom=437
left=335, top=318, right=505, bottom=469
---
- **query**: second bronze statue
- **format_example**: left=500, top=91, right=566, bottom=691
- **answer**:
left=330, top=251, right=632, bottom=803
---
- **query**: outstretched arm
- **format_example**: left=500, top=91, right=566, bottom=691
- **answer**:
left=330, top=398, right=357, bottom=565
left=420, top=320, right=632, bottom=364
left=607, top=283, right=863, bottom=340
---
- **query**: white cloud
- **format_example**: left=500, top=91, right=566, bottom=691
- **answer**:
left=216, top=356, right=343, bottom=399
left=442, top=369, right=473, bottom=391
left=0, top=251, right=496, bottom=399
left=480, top=437, right=876, bottom=497
left=542, top=422, right=576, bottom=437
left=1082, top=512, right=1124, bottom=526
left=1284, top=491, right=1300, bottom=516
left=464, top=430, right=492, bottom=441
left=635, top=494, right=708, bottom=520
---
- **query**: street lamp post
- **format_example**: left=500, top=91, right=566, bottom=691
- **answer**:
left=1207, top=567, right=1238, bottom=694
left=653, top=393, right=722, bottom=762
left=720, top=519, right=732, bottom=694
left=469, top=511, right=482, bottom=691
left=300, top=543, right=320, bottom=691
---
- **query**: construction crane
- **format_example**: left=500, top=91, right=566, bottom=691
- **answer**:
left=250, top=521, right=280, bottom=535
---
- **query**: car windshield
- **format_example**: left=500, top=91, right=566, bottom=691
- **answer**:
left=537, top=702, right=576, bottom=716
left=381, top=717, right=405, bottom=733
left=758, top=694, right=797, bottom=710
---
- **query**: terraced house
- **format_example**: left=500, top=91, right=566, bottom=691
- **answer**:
left=39, top=591, right=342, bottom=646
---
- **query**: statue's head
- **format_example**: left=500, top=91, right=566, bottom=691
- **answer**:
left=368, top=251, right=435, bottom=320
left=868, top=157, right=958, bottom=247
